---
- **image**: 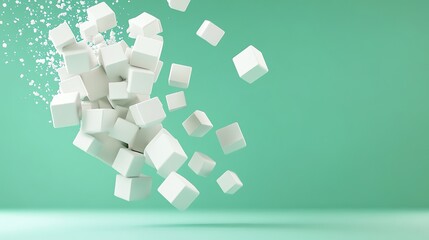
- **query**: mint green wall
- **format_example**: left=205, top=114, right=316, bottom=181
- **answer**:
left=1, top=0, right=429, bottom=209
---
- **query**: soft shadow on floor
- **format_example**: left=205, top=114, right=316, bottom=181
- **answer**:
left=138, top=222, right=329, bottom=229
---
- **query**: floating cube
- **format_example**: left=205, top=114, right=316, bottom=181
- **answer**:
left=59, top=75, right=88, bottom=100
left=100, top=43, right=129, bottom=82
left=109, top=118, right=138, bottom=144
left=79, top=21, right=98, bottom=41
left=127, top=12, right=163, bottom=38
left=80, top=66, right=109, bottom=101
left=166, top=91, right=186, bottom=111
left=129, top=97, right=166, bottom=128
left=93, top=134, right=125, bottom=165
left=127, top=66, right=154, bottom=95
left=144, top=130, right=187, bottom=178
left=232, top=45, right=268, bottom=84
left=50, top=92, right=81, bottom=128
left=168, top=63, right=192, bottom=89
left=167, top=0, right=191, bottom=12
left=129, top=124, right=162, bottom=154
left=154, top=60, right=163, bottom=82
left=182, top=110, right=213, bottom=137
left=73, top=131, right=101, bottom=156
left=130, top=36, right=163, bottom=71
left=81, top=109, right=118, bottom=134
left=62, top=42, right=95, bottom=75
left=114, top=174, right=152, bottom=201
left=196, top=20, right=225, bottom=46
left=108, top=81, right=130, bottom=100
left=87, top=2, right=117, bottom=32
left=216, top=122, right=246, bottom=154
left=56, top=67, right=75, bottom=81
left=49, top=22, right=76, bottom=53
left=112, top=148, right=145, bottom=177
left=92, top=33, right=104, bottom=44
left=158, top=172, right=199, bottom=210
left=216, top=170, right=243, bottom=194
left=188, top=152, right=216, bottom=177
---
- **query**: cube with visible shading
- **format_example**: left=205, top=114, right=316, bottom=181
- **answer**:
left=167, top=0, right=191, bottom=12
left=80, top=66, right=109, bottom=101
left=127, top=12, right=163, bottom=38
left=129, top=97, right=166, bottom=128
left=79, top=21, right=98, bottom=41
left=50, top=92, right=81, bottom=128
left=73, top=131, right=101, bottom=156
left=216, top=122, right=246, bottom=154
left=114, top=174, right=152, bottom=201
left=56, top=67, right=75, bottom=81
left=232, top=45, right=268, bottom=84
left=109, top=82, right=130, bottom=100
left=166, top=91, right=186, bottom=111
left=93, top=134, right=125, bottom=165
left=196, top=20, right=225, bottom=46
left=100, top=43, right=129, bottom=82
left=188, top=152, right=216, bottom=177
left=92, top=33, right=104, bottom=44
left=87, top=2, right=117, bottom=32
left=59, top=75, right=88, bottom=99
left=130, top=36, right=163, bottom=71
left=217, top=170, right=243, bottom=194
left=182, top=110, right=213, bottom=137
left=154, top=60, right=163, bottom=82
left=127, top=66, right=154, bottom=94
left=62, top=42, right=95, bottom=75
left=81, top=109, right=118, bottom=134
left=112, top=148, right=145, bottom=177
left=168, top=63, right=192, bottom=88
left=158, top=172, right=199, bottom=210
left=49, top=22, right=76, bottom=53
left=129, top=124, right=163, bottom=154
left=109, top=118, right=138, bottom=144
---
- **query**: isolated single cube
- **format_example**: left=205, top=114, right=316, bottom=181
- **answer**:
left=216, top=170, right=243, bottom=194
left=158, top=172, right=199, bottom=210
left=154, top=60, right=163, bottom=83
left=56, top=67, right=75, bottom=81
left=109, top=118, right=139, bottom=144
left=196, top=20, right=225, bottom=46
left=232, top=45, right=268, bottom=84
left=108, top=81, right=130, bottom=100
left=93, top=133, right=125, bottom=165
left=50, top=92, right=81, bottom=128
left=114, top=174, right=152, bottom=201
left=80, top=66, right=109, bottom=101
left=129, top=97, right=166, bottom=128
left=87, top=2, right=117, bottom=32
left=112, top=148, right=145, bottom=177
left=167, top=0, right=191, bottom=12
left=127, top=66, right=155, bottom=95
left=73, top=131, right=101, bottom=156
left=127, top=12, right=163, bottom=38
left=62, top=42, right=96, bottom=75
left=182, top=110, right=213, bottom=137
left=79, top=21, right=98, bottom=41
left=81, top=109, right=118, bottom=134
left=100, top=43, right=129, bottom=82
left=59, top=75, right=88, bottom=100
left=48, top=22, right=76, bottom=53
left=130, top=36, right=163, bottom=71
left=129, top=124, right=162, bottom=154
left=166, top=91, right=186, bottom=111
left=216, top=122, right=246, bottom=154
left=188, top=152, right=216, bottom=177
left=168, top=63, right=192, bottom=88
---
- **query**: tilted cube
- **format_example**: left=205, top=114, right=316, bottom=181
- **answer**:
left=97, top=97, right=113, bottom=109
left=59, top=75, right=88, bottom=100
left=158, top=172, right=199, bottom=210
left=81, top=109, right=118, bottom=134
left=73, top=131, right=101, bottom=156
left=108, top=81, right=130, bottom=100
left=80, top=66, right=109, bottom=101
left=87, top=2, right=117, bottom=32
left=81, top=100, right=99, bottom=112
left=79, top=21, right=98, bottom=41
left=196, top=20, right=225, bottom=46
left=92, top=33, right=104, bottom=44
left=127, top=66, right=155, bottom=95
left=50, top=92, right=81, bottom=128
left=182, top=110, right=213, bottom=137
left=216, top=170, right=243, bottom=194
left=114, top=174, right=152, bottom=201
left=109, top=118, right=138, bottom=144
left=129, top=124, right=162, bottom=154
left=56, top=67, right=75, bottom=82
left=114, top=105, right=128, bottom=119
left=130, top=36, right=163, bottom=71
left=166, top=91, right=186, bottom=111
left=92, top=133, right=125, bottom=165
left=100, top=43, right=129, bottom=82
left=112, top=148, right=145, bottom=177
left=127, top=12, right=163, bottom=38
left=49, top=22, right=76, bottom=53
left=216, top=122, right=246, bottom=154
left=62, top=42, right=96, bottom=75
left=167, top=0, right=191, bottom=12
left=232, top=45, right=268, bottom=84
left=168, top=63, right=192, bottom=89
left=129, top=97, right=166, bottom=128
left=188, top=152, right=216, bottom=177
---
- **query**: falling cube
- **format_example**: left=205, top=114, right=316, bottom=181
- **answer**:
left=112, top=148, right=145, bottom=177
left=166, top=91, right=186, bottom=111
left=87, top=2, right=117, bottom=32
left=167, top=0, right=191, bottom=12
left=168, top=63, right=192, bottom=89
left=48, top=22, right=76, bottom=53
left=158, top=172, right=199, bottom=210
left=62, top=42, right=96, bottom=75
left=129, top=124, right=163, bottom=154
left=109, top=118, right=139, bottom=144
left=130, top=36, right=163, bottom=71
left=216, top=170, right=243, bottom=194
left=73, top=131, right=101, bottom=156
left=79, top=21, right=98, bottom=41
left=50, top=92, right=81, bottom=128
left=93, top=134, right=125, bottom=165
left=196, top=20, right=225, bottom=46
left=108, top=82, right=131, bottom=100
left=59, top=75, right=88, bottom=100
left=232, top=45, right=268, bottom=84
left=182, top=110, right=213, bottom=137
left=129, top=97, right=166, bottom=128
left=56, top=67, right=75, bottom=81
left=127, top=66, right=155, bottom=95
left=100, top=43, right=129, bottom=82
left=81, top=109, right=119, bottom=134
left=188, top=152, right=216, bottom=177
left=216, top=122, right=246, bottom=154
left=114, top=174, right=152, bottom=201
left=80, top=66, right=109, bottom=101
left=127, top=12, right=163, bottom=38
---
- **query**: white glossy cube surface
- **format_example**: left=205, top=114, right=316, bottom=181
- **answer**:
left=216, top=170, right=243, bottom=194
left=129, top=124, right=162, bottom=153
left=158, top=172, right=199, bottom=210
left=182, top=110, right=213, bottom=137
left=130, top=36, right=163, bottom=71
left=87, top=2, right=117, bottom=32
left=114, top=174, right=151, bottom=201
left=196, top=20, right=225, bottom=46
left=112, top=148, right=145, bottom=177
left=188, top=152, right=216, bottom=177
left=216, top=122, right=246, bottom=154
left=168, top=63, right=192, bottom=89
left=62, top=42, right=95, bottom=75
left=127, top=12, right=163, bottom=38
left=50, top=92, right=81, bottom=128
left=127, top=66, right=155, bottom=94
left=165, top=91, right=186, bottom=112
left=80, top=66, right=109, bottom=101
left=59, top=75, right=88, bottom=99
left=100, top=43, right=129, bottom=82
left=109, top=118, right=139, bottom=144
left=232, top=45, right=268, bottom=84
left=129, top=97, right=166, bottom=128
left=167, top=0, right=191, bottom=12
left=108, top=82, right=130, bottom=100
left=79, top=21, right=98, bottom=41
left=81, top=109, right=118, bottom=134
left=48, top=22, right=76, bottom=53
left=73, top=131, right=101, bottom=156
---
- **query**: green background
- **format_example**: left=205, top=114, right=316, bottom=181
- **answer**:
left=1, top=0, right=429, bottom=210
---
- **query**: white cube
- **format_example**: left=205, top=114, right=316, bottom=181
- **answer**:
left=118, top=40, right=129, bottom=52
left=127, top=12, right=163, bottom=38
left=188, top=152, right=216, bottom=177
left=166, top=91, right=186, bottom=111
left=81, top=109, right=118, bottom=134
left=112, top=148, right=145, bottom=177
left=114, top=105, right=128, bottom=119
left=216, top=122, right=246, bottom=154
left=56, top=67, right=75, bottom=81
left=87, top=2, right=117, bottom=32
left=59, top=75, right=88, bottom=100
left=127, top=66, right=154, bottom=95
left=144, top=130, right=187, bottom=178
left=97, top=97, right=113, bottom=109
left=62, top=42, right=95, bottom=75
left=73, top=131, right=101, bottom=156
left=129, top=97, right=166, bottom=128
left=79, top=21, right=98, bottom=41
left=216, top=170, right=243, bottom=194
left=232, top=45, right=268, bottom=84
left=49, top=22, right=76, bottom=53
left=80, top=66, right=109, bottom=101
left=114, top=174, right=151, bottom=201
left=100, top=43, right=129, bottom=82
left=129, top=124, right=162, bottom=154
left=130, top=36, right=163, bottom=71
left=158, top=172, right=199, bottom=210
left=92, top=33, right=105, bottom=44
left=81, top=100, right=99, bottom=112
left=167, top=0, right=191, bottom=12
left=196, top=20, right=225, bottom=46
left=109, top=118, right=138, bottom=144
left=93, top=134, right=125, bottom=165
left=50, top=92, right=81, bottom=128
left=108, top=81, right=131, bottom=100
left=168, top=63, right=192, bottom=89
left=182, top=110, right=213, bottom=137
left=154, top=60, right=163, bottom=83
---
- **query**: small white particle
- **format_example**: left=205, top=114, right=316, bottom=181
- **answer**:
left=2, top=43, right=6, bottom=48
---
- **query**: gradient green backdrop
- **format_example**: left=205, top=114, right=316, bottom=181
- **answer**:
left=1, top=0, right=429, bottom=209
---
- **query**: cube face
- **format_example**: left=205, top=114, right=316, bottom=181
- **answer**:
left=216, top=122, right=246, bottom=154
left=129, top=97, right=166, bottom=128
left=232, top=45, right=269, bottom=84
left=80, top=21, right=98, bottom=41
left=167, top=0, right=191, bottom=12
left=57, top=67, right=75, bottom=82
left=81, top=109, right=119, bottom=134
left=100, top=43, right=129, bottom=82
left=182, top=110, right=213, bottom=137
left=87, top=2, right=117, bottom=32
left=130, top=36, right=163, bottom=71
left=109, top=118, right=139, bottom=144
left=109, top=81, right=130, bottom=100
left=73, top=131, right=102, bottom=156
left=63, top=42, right=94, bottom=75
left=188, top=152, right=216, bottom=177
left=49, top=22, right=76, bottom=53
left=59, top=75, right=88, bottom=99
left=217, top=170, right=243, bottom=194
left=114, top=174, right=152, bottom=201
left=166, top=91, right=186, bottom=111
left=154, top=61, right=163, bottom=83
left=168, top=64, right=192, bottom=89
left=196, top=20, right=225, bottom=46
left=112, top=148, right=145, bottom=177
left=128, top=12, right=163, bottom=38
left=80, top=66, right=109, bottom=101
left=129, top=123, right=162, bottom=153
left=158, top=172, right=199, bottom=210
left=93, top=134, right=125, bottom=165
left=127, top=67, right=155, bottom=94
left=50, top=92, right=81, bottom=128
left=92, top=33, right=104, bottom=44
